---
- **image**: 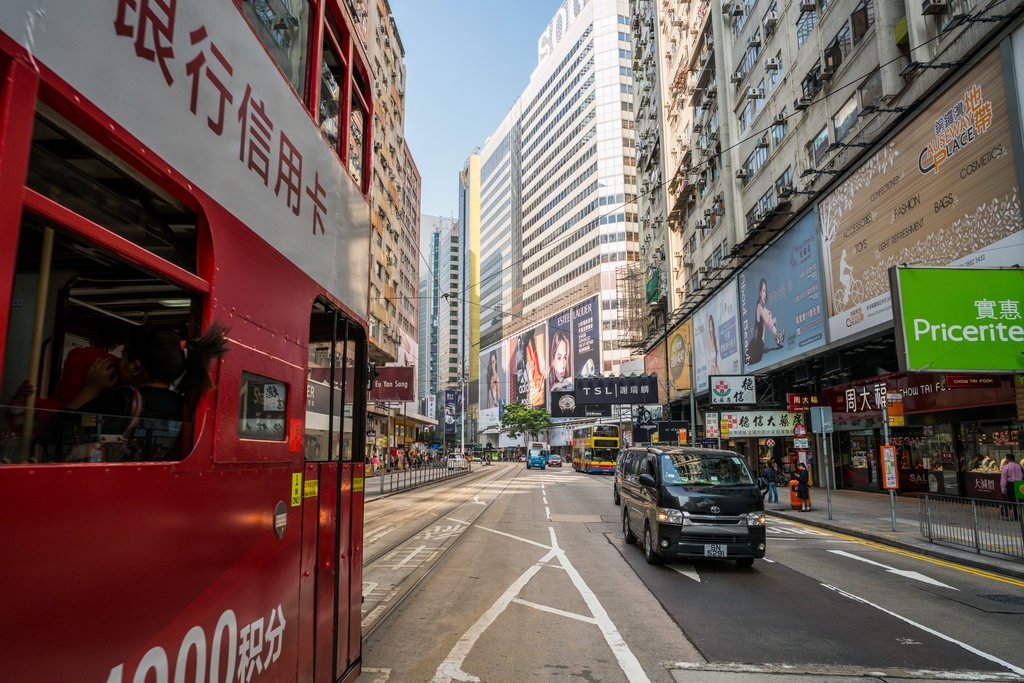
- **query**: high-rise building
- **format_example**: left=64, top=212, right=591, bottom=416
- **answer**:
left=434, top=217, right=461, bottom=441
left=473, top=0, right=640, bottom=445
left=417, top=215, right=448, bottom=420
left=366, top=0, right=409, bottom=365
left=459, top=155, right=481, bottom=444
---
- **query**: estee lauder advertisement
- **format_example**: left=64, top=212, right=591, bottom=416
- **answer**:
left=818, top=50, right=1022, bottom=342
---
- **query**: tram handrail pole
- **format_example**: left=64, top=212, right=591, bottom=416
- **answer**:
left=20, top=227, right=55, bottom=463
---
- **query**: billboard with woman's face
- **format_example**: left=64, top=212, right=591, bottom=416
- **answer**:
left=692, top=280, right=741, bottom=394
left=739, top=210, right=827, bottom=372
left=548, top=308, right=573, bottom=393
left=479, top=343, right=506, bottom=427
left=508, top=326, right=547, bottom=408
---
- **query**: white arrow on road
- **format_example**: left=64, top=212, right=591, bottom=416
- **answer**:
left=827, top=550, right=958, bottom=590
left=667, top=562, right=701, bottom=583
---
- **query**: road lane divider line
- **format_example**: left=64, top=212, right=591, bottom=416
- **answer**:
left=512, top=598, right=598, bottom=624
left=827, top=549, right=959, bottom=590
left=820, top=583, right=1024, bottom=676
left=430, top=547, right=558, bottom=683
left=774, top=517, right=1024, bottom=587
left=549, top=527, right=653, bottom=683
left=545, top=506, right=551, bottom=520
left=457, top=521, right=551, bottom=549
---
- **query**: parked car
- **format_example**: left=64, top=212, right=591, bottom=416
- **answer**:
left=547, top=455, right=562, bottom=467
left=618, top=446, right=768, bottom=567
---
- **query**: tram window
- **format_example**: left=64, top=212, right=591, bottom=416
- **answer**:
left=1, top=218, right=202, bottom=465
left=317, top=37, right=345, bottom=151
left=241, top=0, right=313, bottom=101
left=238, top=372, right=287, bottom=441
left=26, top=105, right=198, bottom=273
left=348, top=98, right=366, bottom=185
left=306, top=301, right=358, bottom=462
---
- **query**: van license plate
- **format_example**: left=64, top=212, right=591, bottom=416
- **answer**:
left=704, top=544, right=727, bottom=557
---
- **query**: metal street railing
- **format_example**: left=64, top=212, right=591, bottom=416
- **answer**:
left=366, top=460, right=473, bottom=497
left=919, top=493, right=1024, bottom=560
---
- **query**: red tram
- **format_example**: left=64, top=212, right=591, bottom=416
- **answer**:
left=0, top=2, right=373, bottom=682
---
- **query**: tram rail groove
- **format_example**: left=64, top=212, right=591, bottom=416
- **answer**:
left=363, top=465, right=513, bottom=567
left=361, top=464, right=529, bottom=642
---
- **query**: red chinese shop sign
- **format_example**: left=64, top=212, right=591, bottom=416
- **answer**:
left=821, top=372, right=1014, bottom=421
left=787, top=393, right=823, bottom=413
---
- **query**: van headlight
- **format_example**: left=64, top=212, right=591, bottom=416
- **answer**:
left=746, top=511, right=766, bottom=527
left=657, top=508, right=684, bottom=525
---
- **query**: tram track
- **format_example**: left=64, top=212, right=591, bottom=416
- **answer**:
left=361, top=464, right=529, bottom=641
left=363, top=465, right=512, bottom=566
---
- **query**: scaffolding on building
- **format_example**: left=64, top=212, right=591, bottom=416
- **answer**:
left=616, top=262, right=651, bottom=350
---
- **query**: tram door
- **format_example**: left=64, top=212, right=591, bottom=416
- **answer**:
left=300, top=303, right=356, bottom=683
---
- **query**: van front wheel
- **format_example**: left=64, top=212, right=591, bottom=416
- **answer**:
left=643, top=524, right=662, bottom=565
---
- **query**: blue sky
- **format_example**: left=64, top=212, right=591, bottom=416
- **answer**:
left=390, top=0, right=562, bottom=217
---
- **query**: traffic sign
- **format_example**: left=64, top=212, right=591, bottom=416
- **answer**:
left=810, top=406, right=833, bottom=434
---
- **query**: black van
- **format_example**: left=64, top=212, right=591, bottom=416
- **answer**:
left=617, top=446, right=768, bottom=567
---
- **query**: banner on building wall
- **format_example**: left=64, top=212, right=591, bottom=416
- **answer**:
left=479, top=342, right=507, bottom=411
left=818, top=50, right=1022, bottom=343
left=632, top=404, right=663, bottom=443
left=667, top=318, right=693, bottom=396
left=395, top=330, right=419, bottom=398
left=645, top=341, right=668, bottom=404
left=550, top=391, right=613, bottom=418
left=572, top=295, right=601, bottom=380
left=719, top=410, right=807, bottom=437
left=548, top=307, right=574, bottom=392
left=739, top=211, right=826, bottom=371
left=444, top=389, right=459, bottom=435
left=370, top=367, right=415, bottom=401
left=693, top=280, right=742, bottom=393
left=508, top=326, right=547, bottom=408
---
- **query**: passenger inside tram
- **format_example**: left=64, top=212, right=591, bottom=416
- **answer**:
left=1, top=106, right=214, bottom=465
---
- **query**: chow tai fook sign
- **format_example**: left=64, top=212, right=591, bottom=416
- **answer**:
left=787, top=392, right=823, bottom=413
left=719, top=411, right=806, bottom=437
left=891, top=267, right=1024, bottom=373
left=821, top=371, right=1015, bottom=420
left=575, top=375, right=660, bottom=405
left=817, top=50, right=1022, bottom=344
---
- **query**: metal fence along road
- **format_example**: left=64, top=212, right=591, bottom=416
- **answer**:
left=366, top=461, right=473, bottom=497
left=919, top=494, right=1024, bottom=560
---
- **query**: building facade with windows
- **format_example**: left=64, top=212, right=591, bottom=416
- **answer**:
left=631, top=0, right=1024, bottom=490
left=472, top=0, right=641, bottom=445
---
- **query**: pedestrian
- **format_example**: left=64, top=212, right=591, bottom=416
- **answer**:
left=762, top=461, right=779, bottom=503
left=999, top=454, right=1023, bottom=520
left=796, top=463, right=810, bottom=511
left=371, top=454, right=379, bottom=473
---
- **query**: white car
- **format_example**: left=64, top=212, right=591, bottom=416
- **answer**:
left=446, top=456, right=468, bottom=470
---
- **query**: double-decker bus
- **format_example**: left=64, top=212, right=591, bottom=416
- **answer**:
left=571, top=425, right=620, bottom=474
left=0, top=2, right=373, bottom=682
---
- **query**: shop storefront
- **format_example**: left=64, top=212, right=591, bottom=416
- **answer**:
left=712, top=410, right=816, bottom=483
left=821, top=373, right=1019, bottom=498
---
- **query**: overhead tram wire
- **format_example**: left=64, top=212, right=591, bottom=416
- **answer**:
left=374, top=2, right=1015, bottom=351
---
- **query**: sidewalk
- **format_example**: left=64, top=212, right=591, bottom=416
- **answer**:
left=765, top=486, right=1024, bottom=580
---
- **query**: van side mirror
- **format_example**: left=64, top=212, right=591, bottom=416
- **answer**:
left=757, top=477, right=769, bottom=493
left=638, top=473, right=656, bottom=488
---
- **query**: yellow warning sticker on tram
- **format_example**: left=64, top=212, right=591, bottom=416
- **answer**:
left=290, top=473, right=302, bottom=507
left=304, top=479, right=319, bottom=498
left=353, top=477, right=364, bottom=492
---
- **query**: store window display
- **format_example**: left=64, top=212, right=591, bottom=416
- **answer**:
left=891, top=425, right=953, bottom=493
left=961, top=423, right=1022, bottom=500
left=838, top=431, right=879, bottom=489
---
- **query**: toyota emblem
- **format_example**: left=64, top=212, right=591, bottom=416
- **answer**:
left=710, top=506, right=721, bottom=514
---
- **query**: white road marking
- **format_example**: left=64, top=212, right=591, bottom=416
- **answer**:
left=761, top=558, right=776, bottom=563
left=362, top=582, right=379, bottom=597
left=462, top=522, right=552, bottom=550
left=667, top=563, right=701, bottom=582
left=827, top=550, right=959, bottom=590
left=512, top=598, right=598, bottom=624
left=470, top=496, right=486, bottom=505
left=821, top=583, right=1024, bottom=676
left=360, top=669, right=392, bottom=683
left=364, top=524, right=395, bottom=545
left=431, top=527, right=651, bottom=683
left=543, top=497, right=548, bottom=504
left=392, top=545, right=427, bottom=571
left=545, top=506, right=550, bottom=520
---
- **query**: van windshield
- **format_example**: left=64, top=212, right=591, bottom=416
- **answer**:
left=661, top=453, right=754, bottom=486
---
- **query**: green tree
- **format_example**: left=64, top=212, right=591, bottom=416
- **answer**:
left=500, top=403, right=552, bottom=448
left=417, top=429, right=442, bottom=447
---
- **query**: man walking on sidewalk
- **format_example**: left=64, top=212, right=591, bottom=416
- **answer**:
left=1000, top=454, right=1023, bottom=520
left=762, top=462, right=780, bottom=504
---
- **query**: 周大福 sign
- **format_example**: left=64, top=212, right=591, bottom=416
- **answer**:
left=817, top=50, right=1022, bottom=343
left=575, top=375, right=660, bottom=404
left=891, top=266, right=1024, bottom=372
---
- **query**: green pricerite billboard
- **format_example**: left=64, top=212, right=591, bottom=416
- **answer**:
left=891, top=267, right=1024, bottom=373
